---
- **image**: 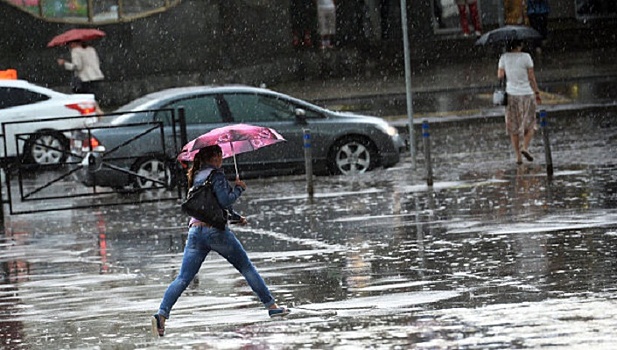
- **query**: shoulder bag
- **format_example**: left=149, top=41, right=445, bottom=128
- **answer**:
left=493, top=78, right=507, bottom=106
left=181, top=171, right=228, bottom=229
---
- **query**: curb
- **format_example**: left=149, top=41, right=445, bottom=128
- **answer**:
left=390, top=103, right=617, bottom=135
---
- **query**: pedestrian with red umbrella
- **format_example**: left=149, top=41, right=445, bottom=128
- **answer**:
left=152, top=126, right=289, bottom=337
left=51, top=29, right=105, bottom=100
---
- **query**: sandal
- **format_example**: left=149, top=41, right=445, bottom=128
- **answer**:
left=521, top=149, right=534, bottom=162
left=151, top=314, right=165, bottom=337
left=268, top=307, right=291, bottom=318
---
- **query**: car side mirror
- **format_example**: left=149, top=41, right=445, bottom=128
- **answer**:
left=295, top=108, right=307, bottom=124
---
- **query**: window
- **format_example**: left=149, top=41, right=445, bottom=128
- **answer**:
left=158, top=95, right=222, bottom=126
left=224, top=93, right=296, bottom=123
left=576, top=0, right=617, bottom=19
left=0, top=87, right=49, bottom=109
left=5, top=0, right=181, bottom=24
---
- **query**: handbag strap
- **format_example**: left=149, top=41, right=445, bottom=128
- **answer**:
left=187, top=169, right=217, bottom=196
left=204, top=169, right=217, bottom=184
left=192, top=168, right=217, bottom=187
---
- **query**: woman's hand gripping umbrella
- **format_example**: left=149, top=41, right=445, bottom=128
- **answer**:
left=177, top=124, right=286, bottom=179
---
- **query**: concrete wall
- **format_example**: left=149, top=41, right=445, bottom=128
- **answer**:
left=1, top=0, right=299, bottom=106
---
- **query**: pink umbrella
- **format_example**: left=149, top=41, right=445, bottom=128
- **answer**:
left=177, top=124, right=286, bottom=177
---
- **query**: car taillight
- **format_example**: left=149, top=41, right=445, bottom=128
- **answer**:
left=78, top=136, right=105, bottom=152
left=65, top=102, right=98, bottom=115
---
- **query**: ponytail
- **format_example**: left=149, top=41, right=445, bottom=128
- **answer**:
left=187, top=157, right=201, bottom=186
left=186, top=145, right=223, bottom=186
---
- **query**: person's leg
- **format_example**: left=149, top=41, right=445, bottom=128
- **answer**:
left=457, top=4, right=470, bottom=35
left=317, top=7, right=327, bottom=48
left=511, top=133, right=522, bottom=164
left=521, top=95, right=537, bottom=155
left=157, top=228, right=210, bottom=320
left=79, top=81, right=94, bottom=94
left=326, top=9, right=336, bottom=47
left=538, top=13, right=549, bottom=52
left=468, top=0, right=482, bottom=35
left=212, top=228, right=276, bottom=308
left=523, top=128, right=535, bottom=151
left=528, top=14, right=542, bottom=53
left=538, top=13, right=549, bottom=39
left=506, top=95, right=523, bottom=164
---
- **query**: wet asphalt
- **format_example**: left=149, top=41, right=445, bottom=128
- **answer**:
left=0, top=105, right=616, bottom=348
left=1, top=47, right=617, bottom=349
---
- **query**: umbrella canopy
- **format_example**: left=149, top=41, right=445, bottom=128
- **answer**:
left=177, top=124, right=286, bottom=177
left=47, top=28, right=106, bottom=48
left=475, top=25, right=542, bottom=46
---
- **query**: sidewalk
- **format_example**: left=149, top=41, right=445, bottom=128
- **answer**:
left=270, top=46, right=617, bottom=124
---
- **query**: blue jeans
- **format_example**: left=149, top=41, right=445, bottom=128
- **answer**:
left=157, top=226, right=275, bottom=319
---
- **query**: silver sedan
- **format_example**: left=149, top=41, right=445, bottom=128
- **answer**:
left=69, top=85, right=404, bottom=191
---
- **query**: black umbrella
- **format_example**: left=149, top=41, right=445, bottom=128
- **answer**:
left=475, top=25, right=542, bottom=46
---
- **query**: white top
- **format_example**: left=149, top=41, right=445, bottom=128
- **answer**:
left=498, top=52, right=534, bottom=96
left=63, top=46, right=105, bottom=82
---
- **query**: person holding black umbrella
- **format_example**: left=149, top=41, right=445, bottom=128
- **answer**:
left=497, top=39, right=542, bottom=165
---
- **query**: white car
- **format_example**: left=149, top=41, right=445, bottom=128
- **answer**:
left=0, top=79, right=100, bottom=165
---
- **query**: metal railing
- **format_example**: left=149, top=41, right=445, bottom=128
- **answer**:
left=0, top=107, right=188, bottom=216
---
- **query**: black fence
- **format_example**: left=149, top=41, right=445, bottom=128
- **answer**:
left=0, top=107, right=188, bottom=217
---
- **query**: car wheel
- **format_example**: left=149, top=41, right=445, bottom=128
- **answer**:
left=131, top=157, right=175, bottom=190
left=328, top=136, right=377, bottom=175
left=24, top=131, right=69, bottom=166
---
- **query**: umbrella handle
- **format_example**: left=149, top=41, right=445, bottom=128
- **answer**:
left=230, top=142, right=239, bottom=178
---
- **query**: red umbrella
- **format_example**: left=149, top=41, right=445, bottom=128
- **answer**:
left=177, top=124, right=286, bottom=177
left=47, top=28, right=106, bottom=48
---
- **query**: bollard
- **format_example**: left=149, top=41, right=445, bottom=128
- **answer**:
left=422, top=120, right=433, bottom=187
left=303, top=129, right=314, bottom=198
left=539, top=109, right=554, bottom=177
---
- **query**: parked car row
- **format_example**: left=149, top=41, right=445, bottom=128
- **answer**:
left=68, top=85, right=405, bottom=191
left=0, top=79, right=100, bottom=165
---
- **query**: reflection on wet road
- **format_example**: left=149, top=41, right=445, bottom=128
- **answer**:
left=318, top=77, right=617, bottom=119
left=0, top=111, right=616, bottom=348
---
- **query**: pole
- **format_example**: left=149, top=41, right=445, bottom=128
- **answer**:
left=422, top=120, right=433, bottom=187
left=400, top=0, right=416, bottom=168
left=0, top=166, right=4, bottom=228
left=177, top=107, right=189, bottom=194
left=178, top=107, right=188, bottom=150
left=540, top=109, right=553, bottom=177
left=303, top=129, right=314, bottom=198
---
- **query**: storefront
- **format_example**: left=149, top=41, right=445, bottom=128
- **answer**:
left=4, top=0, right=181, bottom=23
left=575, top=0, right=617, bottom=19
left=429, top=0, right=616, bottom=37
